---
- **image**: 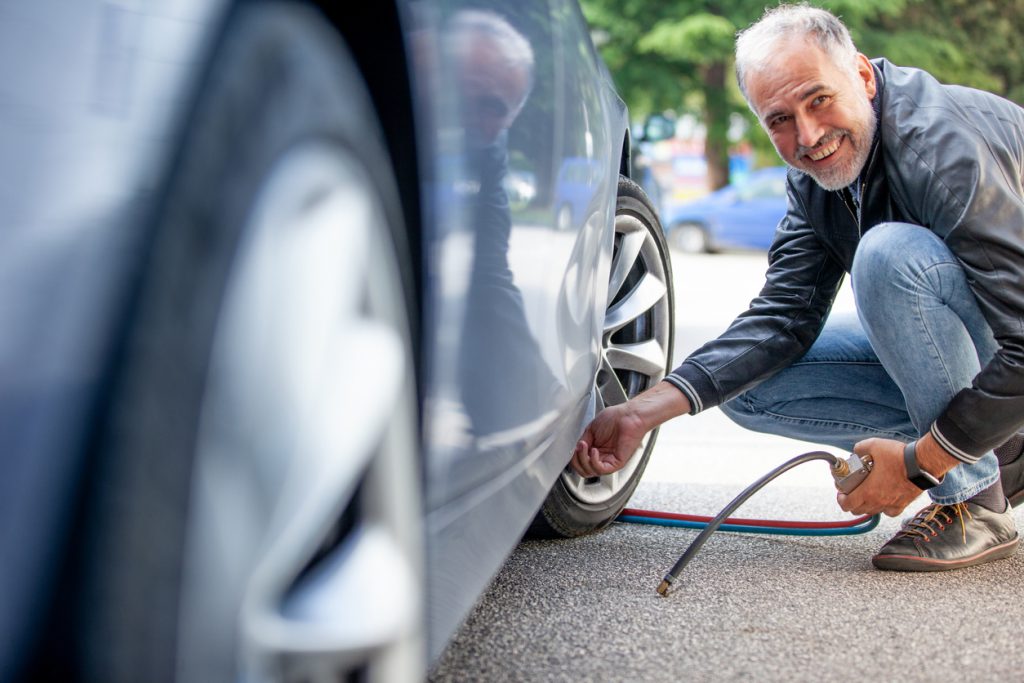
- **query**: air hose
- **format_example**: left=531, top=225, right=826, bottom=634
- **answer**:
left=614, top=450, right=881, bottom=597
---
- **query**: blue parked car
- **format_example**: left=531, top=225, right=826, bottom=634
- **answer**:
left=664, top=166, right=789, bottom=253
left=0, top=1, right=675, bottom=680
left=553, top=156, right=602, bottom=230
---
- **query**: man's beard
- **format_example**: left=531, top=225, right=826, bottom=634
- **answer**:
left=792, top=100, right=876, bottom=192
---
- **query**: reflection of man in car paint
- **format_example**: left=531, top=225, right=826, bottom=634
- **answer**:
left=443, top=10, right=561, bottom=434
left=446, top=9, right=533, bottom=149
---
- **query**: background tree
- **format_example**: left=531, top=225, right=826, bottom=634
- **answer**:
left=857, top=0, right=1024, bottom=104
left=582, top=0, right=769, bottom=190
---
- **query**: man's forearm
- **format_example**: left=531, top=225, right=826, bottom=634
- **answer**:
left=630, top=380, right=692, bottom=432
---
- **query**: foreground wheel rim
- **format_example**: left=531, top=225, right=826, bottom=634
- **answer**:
left=559, top=208, right=672, bottom=505
left=177, top=142, right=422, bottom=680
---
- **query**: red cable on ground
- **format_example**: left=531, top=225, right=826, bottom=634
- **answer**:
left=620, top=507, right=874, bottom=529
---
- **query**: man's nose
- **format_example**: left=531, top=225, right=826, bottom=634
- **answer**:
left=794, top=112, right=825, bottom=149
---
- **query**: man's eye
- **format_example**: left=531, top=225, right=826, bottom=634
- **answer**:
left=769, top=115, right=790, bottom=128
left=812, top=95, right=829, bottom=106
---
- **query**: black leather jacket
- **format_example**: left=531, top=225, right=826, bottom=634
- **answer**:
left=666, top=59, right=1024, bottom=464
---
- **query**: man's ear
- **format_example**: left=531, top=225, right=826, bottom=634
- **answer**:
left=856, top=53, right=877, bottom=100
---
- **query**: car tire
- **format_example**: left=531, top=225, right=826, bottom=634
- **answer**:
left=671, top=221, right=713, bottom=253
left=42, top=4, right=423, bottom=682
left=529, top=176, right=675, bottom=538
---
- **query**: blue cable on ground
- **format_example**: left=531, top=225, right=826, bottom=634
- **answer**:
left=617, top=513, right=880, bottom=536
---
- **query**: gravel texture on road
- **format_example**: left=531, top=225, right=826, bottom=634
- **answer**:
left=432, top=480, right=1024, bottom=682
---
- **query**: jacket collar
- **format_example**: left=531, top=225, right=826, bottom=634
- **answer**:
left=840, top=62, right=886, bottom=216
left=857, top=62, right=885, bottom=189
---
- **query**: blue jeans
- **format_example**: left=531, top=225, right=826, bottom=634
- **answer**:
left=721, top=222, right=999, bottom=505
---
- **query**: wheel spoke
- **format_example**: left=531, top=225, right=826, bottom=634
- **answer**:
left=603, top=271, right=668, bottom=336
left=597, top=355, right=629, bottom=406
left=606, top=338, right=667, bottom=376
left=598, top=470, right=620, bottom=495
left=607, top=227, right=646, bottom=307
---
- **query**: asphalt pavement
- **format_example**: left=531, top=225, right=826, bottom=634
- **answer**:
left=429, top=250, right=1024, bottom=682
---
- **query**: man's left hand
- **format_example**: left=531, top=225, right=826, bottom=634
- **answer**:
left=836, top=437, right=926, bottom=517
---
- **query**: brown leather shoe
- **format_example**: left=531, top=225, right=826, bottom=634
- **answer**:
left=872, top=500, right=1018, bottom=571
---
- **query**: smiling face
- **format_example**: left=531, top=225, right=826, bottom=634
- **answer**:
left=748, top=40, right=877, bottom=191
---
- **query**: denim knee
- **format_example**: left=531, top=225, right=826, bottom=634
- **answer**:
left=852, top=222, right=956, bottom=312
left=854, top=223, right=935, bottom=285
left=853, top=221, right=906, bottom=275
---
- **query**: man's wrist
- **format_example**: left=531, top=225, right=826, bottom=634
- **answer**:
left=913, top=433, right=960, bottom=479
left=904, top=441, right=942, bottom=490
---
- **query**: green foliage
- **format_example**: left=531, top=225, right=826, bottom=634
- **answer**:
left=861, top=0, right=1024, bottom=103
left=638, top=14, right=736, bottom=65
left=819, top=0, right=908, bottom=25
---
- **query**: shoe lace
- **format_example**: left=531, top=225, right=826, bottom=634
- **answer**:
left=897, top=502, right=972, bottom=544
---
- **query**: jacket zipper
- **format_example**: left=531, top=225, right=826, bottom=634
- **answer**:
left=841, top=183, right=863, bottom=235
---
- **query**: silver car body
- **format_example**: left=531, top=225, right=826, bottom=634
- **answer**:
left=0, top=0, right=631, bottom=675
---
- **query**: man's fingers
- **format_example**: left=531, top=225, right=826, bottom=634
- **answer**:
left=837, top=491, right=872, bottom=515
left=571, top=441, right=591, bottom=476
left=588, top=447, right=608, bottom=476
left=584, top=447, right=624, bottom=478
left=571, top=434, right=627, bottom=478
left=840, top=490, right=904, bottom=517
left=852, top=438, right=878, bottom=456
left=573, top=440, right=587, bottom=463
left=574, top=445, right=610, bottom=478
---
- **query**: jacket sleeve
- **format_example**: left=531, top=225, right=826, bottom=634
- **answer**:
left=890, top=102, right=1024, bottom=462
left=664, top=182, right=846, bottom=414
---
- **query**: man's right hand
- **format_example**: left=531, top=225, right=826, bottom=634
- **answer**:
left=571, top=403, right=648, bottom=477
left=570, top=381, right=692, bottom=477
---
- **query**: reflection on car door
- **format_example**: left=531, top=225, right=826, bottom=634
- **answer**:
left=412, top=0, right=625, bottom=654
left=421, top=0, right=614, bottom=508
left=420, top=0, right=561, bottom=509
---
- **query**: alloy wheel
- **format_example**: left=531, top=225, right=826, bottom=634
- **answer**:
left=559, top=198, right=673, bottom=506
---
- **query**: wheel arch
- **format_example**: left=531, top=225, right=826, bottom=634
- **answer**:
left=619, top=129, right=633, bottom=179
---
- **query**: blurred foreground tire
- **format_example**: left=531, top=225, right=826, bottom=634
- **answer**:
left=37, top=3, right=424, bottom=681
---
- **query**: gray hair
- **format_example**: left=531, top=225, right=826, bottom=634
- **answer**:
left=446, top=9, right=535, bottom=92
left=735, top=4, right=858, bottom=106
